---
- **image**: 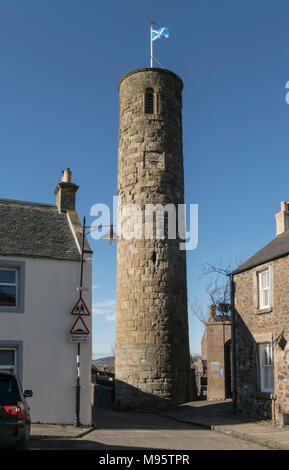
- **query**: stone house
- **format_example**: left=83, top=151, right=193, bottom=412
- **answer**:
left=232, top=201, right=289, bottom=422
left=191, top=357, right=207, bottom=377
left=201, top=305, right=232, bottom=401
left=190, top=356, right=207, bottom=399
left=0, top=169, right=92, bottom=424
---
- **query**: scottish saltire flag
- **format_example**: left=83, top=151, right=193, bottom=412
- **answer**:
left=152, top=27, right=170, bottom=42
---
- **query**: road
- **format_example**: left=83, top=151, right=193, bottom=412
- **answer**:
left=29, top=408, right=267, bottom=450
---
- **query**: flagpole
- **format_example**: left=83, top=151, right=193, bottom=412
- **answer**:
left=150, top=24, right=153, bottom=67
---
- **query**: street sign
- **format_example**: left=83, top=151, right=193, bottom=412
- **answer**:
left=70, top=316, right=89, bottom=343
left=70, top=296, right=91, bottom=316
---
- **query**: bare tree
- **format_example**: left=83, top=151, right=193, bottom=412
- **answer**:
left=190, top=298, right=210, bottom=325
left=190, top=260, right=232, bottom=325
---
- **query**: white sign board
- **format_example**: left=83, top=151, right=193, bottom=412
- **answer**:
left=70, top=335, right=89, bottom=344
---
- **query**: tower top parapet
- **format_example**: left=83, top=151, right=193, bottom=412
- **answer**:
left=118, top=67, right=183, bottom=91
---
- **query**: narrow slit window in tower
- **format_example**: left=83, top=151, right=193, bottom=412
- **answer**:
left=145, top=89, right=154, bottom=114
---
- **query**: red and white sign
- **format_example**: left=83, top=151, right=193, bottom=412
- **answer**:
left=70, top=316, right=89, bottom=335
left=70, top=296, right=91, bottom=316
left=70, top=316, right=89, bottom=343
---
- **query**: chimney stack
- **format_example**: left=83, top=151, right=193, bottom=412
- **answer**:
left=54, top=168, right=79, bottom=213
left=209, top=304, right=216, bottom=321
left=275, top=201, right=289, bottom=236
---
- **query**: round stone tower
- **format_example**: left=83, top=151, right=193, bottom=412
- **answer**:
left=115, top=68, right=191, bottom=410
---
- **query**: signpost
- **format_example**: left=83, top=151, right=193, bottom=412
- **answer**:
left=69, top=218, right=114, bottom=427
left=70, top=216, right=91, bottom=427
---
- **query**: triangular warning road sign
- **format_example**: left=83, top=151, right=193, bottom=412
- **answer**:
left=70, top=316, right=89, bottom=335
left=70, top=296, right=91, bottom=316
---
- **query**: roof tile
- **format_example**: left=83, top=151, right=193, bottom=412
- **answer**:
left=0, top=199, right=81, bottom=261
left=233, top=231, right=289, bottom=274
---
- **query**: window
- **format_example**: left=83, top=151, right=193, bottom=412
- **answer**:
left=0, top=269, right=17, bottom=307
left=0, top=342, right=23, bottom=381
left=258, top=269, right=270, bottom=309
left=0, top=349, right=16, bottom=370
left=145, top=88, right=154, bottom=114
left=211, top=362, right=220, bottom=375
left=0, top=261, right=25, bottom=313
left=258, top=343, right=273, bottom=393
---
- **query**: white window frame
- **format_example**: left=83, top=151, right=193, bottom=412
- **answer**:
left=0, top=268, right=18, bottom=308
left=0, top=261, right=25, bottom=314
left=259, top=342, right=273, bottom=393
left=258, top=268, right=271, bottom=309
left=0, top=348, right=17, bottom=371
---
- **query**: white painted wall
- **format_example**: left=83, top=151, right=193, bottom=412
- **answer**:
left=0, top=255, right=92, bottom=425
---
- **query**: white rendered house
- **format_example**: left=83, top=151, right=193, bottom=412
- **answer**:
left=0, top=169, right=92, bottom=425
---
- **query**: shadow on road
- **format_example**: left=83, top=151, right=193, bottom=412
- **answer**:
left=93, top=400, right=253, bottom=430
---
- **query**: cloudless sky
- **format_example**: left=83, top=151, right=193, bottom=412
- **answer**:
left=1, top=0, right=289, bottom=357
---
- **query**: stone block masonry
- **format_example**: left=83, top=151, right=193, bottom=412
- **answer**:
left=115, top=68, right=191, bottom=410
left=234, top=254, right=289, bottom=420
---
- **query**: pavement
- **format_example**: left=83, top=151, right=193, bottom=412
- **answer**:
left=30, top=424, right=94, bottom=440
left=29, top=400, right=289, bottom=450
left=158, top=400, right=289, bottom=450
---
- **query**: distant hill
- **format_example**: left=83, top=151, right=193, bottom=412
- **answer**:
left=92, top=356, right=114, bottom=371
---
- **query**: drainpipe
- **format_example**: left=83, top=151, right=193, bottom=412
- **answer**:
left=230, top=273, right=237, bottom=414
left=272, top=332, right=276, bottom=421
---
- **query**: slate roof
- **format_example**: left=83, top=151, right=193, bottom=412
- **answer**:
left=233, top=230, right=289, bottom=275
left=0, top=199, right=81, bottom=261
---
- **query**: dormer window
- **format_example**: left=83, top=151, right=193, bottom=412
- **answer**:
left=145, top=88, right=154, bottom=114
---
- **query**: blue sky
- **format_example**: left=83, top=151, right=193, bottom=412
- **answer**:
left=1, top=0, right=289, bottom=357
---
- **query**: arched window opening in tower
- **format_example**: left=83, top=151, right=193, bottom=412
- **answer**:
left=145, top=88, right=154, bottom=114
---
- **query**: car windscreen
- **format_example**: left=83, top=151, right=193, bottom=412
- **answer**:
left=0, top=374, right=21, bottom=405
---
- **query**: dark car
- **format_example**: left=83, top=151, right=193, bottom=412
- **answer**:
left=0, top=369, right=33, bottom=449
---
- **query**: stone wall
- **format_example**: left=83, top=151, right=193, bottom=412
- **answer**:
left=205, top=321, right=231, bottom=401
left=234, top=254, right=289, bottom=420
left=115, top=68, right=191, bottom=410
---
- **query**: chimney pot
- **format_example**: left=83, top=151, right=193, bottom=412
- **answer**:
left=62, top=168, right=71, bottom=183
